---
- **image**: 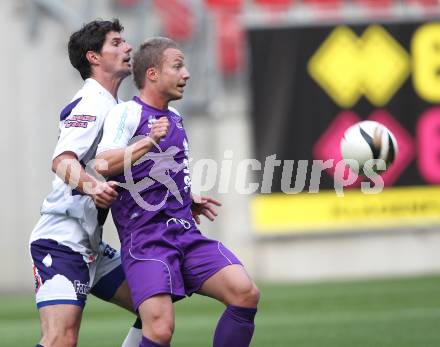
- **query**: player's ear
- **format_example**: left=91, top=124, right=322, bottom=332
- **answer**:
left=86, top=51, right=100, bottom=66
left=146, top=67, right=158, bottom=81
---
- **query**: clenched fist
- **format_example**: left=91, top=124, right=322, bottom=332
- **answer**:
left=90, top=181, right=119, bottom=209
left=149, top=116, right=169, bottom=143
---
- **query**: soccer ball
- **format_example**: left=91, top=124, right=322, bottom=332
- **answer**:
left=340, top=120, right=398, bottom=175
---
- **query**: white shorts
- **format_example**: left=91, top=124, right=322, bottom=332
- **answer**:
left=30, top=238, right=125, bottom=308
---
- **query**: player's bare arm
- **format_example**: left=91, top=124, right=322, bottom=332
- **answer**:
left=95, top=116, right=169, bottom=177
left=52, top=151, right=118, bottom=208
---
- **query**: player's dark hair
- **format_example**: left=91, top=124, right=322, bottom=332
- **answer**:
left=132, top=37, right=179, bottom=89
left=68, top=19, right=124, bottom=80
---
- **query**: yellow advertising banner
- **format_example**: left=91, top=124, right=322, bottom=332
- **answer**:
left=251, top=186, right=440, bottom=235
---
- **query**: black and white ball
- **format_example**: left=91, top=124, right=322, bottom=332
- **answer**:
left=340, top=121, right=398, bottom=175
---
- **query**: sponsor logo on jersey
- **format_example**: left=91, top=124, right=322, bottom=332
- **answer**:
left=65, top=120, right=88, bottom=128
left=71, top=115, right=96, bottom=122
left=64, top=115, right=96, bottom=128
left=73, top=280, right=90, bottom=295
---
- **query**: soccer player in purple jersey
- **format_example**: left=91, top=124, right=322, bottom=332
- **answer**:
left=96, top=37, right=260, bottom=347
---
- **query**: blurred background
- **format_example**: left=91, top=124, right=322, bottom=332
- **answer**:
left=1, top=0, right=440, bottom=346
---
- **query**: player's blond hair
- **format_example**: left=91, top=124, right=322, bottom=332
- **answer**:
left=132, top=37, right=179, bottom=89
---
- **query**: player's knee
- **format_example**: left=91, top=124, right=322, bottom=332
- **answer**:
left=42, top=328, right=78, bottom=347
left=143, top=306, right=174, bottom=344
left=244, top=282, right=261, bottom=307
left=43, top=321, right=78, bottom=347
left=63, top=329, right=79, bottom=347
left=147, top=312, right=174, bottom=344
left=151, top=320, right=174, bottom=344
left=233, top=282, right=260, bottom=308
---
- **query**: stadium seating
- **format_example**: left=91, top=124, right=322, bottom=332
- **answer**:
left=354, top=0, right=394, bottom=7
left=205, top=0, right=243, bottom=11
left=215, top=12, right=244, bottom=74
left=204, top=0, right=245, bottom=74
left=405, top=0, right=439, bottom=6
left=302, top=0, right=344, bottom=7
left=200, top=0, right=440, bottom=75
left=254, top=0, right=295, bottom=8
left=153, top=0, right=195, bottom=41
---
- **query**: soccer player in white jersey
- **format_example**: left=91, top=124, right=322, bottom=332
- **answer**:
left=29, top=19, right=143, bottom=347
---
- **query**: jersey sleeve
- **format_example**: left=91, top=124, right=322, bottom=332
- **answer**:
left=96, top=102, right=139, bottom=154
left=168, top=106, right=181, bottom=116
left=52, top=97, right=107, bottom=161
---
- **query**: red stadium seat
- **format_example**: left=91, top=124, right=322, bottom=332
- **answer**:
left=254, top=0, right=295, bottom=7
left=254, top=0, right=296, bottom=18
left=215, top=12, right=244, bottom=74
left=354, top=0, right=394, bottom=7
left=153, top=0, right=195, bottom=41
left=302, top=0, right=343, bottom=7
left=205, top=0, right=243, bottom=10
left=405, top=0, right=439, bottom=6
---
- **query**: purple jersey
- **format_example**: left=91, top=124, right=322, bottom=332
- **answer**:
left=97, top=97, right=193, bottom=242
left=98, top=96, right=242, bottom=309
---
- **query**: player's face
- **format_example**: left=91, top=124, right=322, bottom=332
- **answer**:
left=98, top=31, right=132, bottom=78
left=157, top=48, right=190, bottom=101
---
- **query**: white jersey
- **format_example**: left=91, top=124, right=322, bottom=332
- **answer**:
left=30, top=78, right=119, bottom=257
left=96, top=100, right=180, bottom=153
left=97, top=100, right=142, bottom=153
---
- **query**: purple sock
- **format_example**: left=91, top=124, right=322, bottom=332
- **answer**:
left=140, top=335, right=169, bottom=347
left=213, top=305, right=257, bottom=347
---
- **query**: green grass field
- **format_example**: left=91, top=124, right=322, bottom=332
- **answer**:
left=2, top=275, right=440, bottom=347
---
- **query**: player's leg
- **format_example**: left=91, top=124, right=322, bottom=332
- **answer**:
left=181, top=228, right=260, bottom=347
left=138, top=294, right=174, bottom=346
left=30, top=238, right=90, bottom=347
left=198, top=264, right=260, bottom=347
left=93, top=276, right=143, bottom=347
left=120, top=225, right=186, bottom=347
left=120, top=316, right=143, bottom=347
left=107, top=280, right=143, bottom=347
left=38, top=304, right=82, bottom=347
left=90, top=242, right=142, bottom=347
left=198, top=264, right=260, bottom=308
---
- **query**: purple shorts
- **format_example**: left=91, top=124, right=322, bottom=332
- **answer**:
left=121, top=217, right=242, bottom=310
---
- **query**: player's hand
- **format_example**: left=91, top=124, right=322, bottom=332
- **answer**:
left=90, top=181, right=119, bottom=209
left=149, top=117, right=169, bottom=143
left=191, top=193, right=222, bottom=224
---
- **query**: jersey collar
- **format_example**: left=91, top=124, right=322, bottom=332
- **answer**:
left=84, top=78, right=120, bottom=104
left=133, top=96, right=169, bottom=112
